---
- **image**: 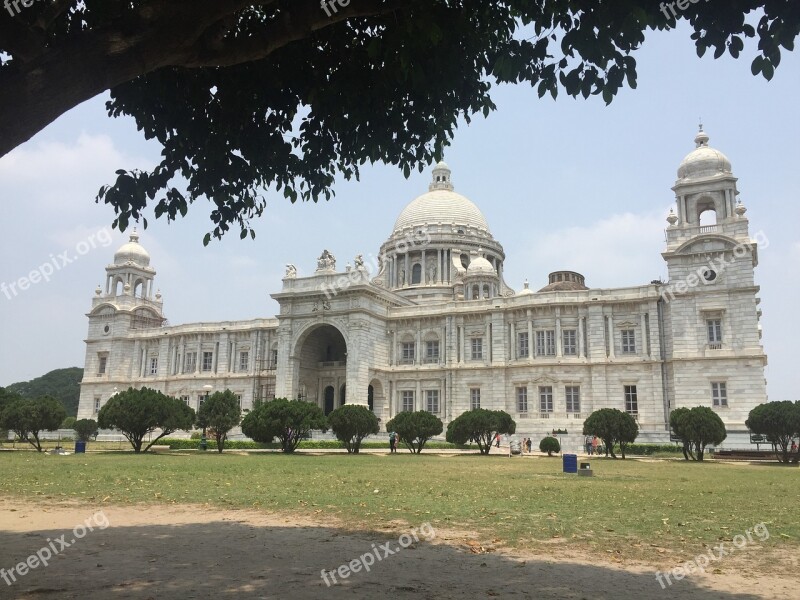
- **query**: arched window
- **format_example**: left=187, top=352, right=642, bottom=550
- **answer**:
left=411, top=263, right=422, bottom=284
left=472, top=285, right=479, bottom=299
left=483, top=285, right=490, bottom=298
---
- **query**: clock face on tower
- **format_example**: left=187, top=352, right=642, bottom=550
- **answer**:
left=703, top=269, right=717, bottom=283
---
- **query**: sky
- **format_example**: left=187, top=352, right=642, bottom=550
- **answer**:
left=1, top=22, right=798, bottom=400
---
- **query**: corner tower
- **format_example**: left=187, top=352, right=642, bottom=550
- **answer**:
left=77, top=230, right=165, bottom=418
left=661, top=127, right=767, bottom=433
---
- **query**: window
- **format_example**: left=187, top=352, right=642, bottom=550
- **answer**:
left=624, top=385, right=638, bottom=414
left=236, top=394, right=243, bottom=408
left=563, top=330, right=577, bottom=356
left=97, top=355, right=107, bottom=375
left=94, top=397, right=100, bottom=413
left=565, top=386, right=581, bottom=413
left=400, top=342, right=415, bottom=364
left=426, top=390, right=440, bottom=413
left=180, top=395, right=190, bottom=405
left=621, top=330, right=636, bottom=354
left=471, top=337, right=483, bottom=360
left=239, top=351, right=249, bottom=372
left=518, top=332, right=529, bottom=358
left=470, top=388, right=481, bottom=410
left=411, top=263, right=422, bottom=284
left=401, top=390, right=414, bottom=412
left=711, top=382, right=728, bottom=407
left=202, top=351, right=213, bottom=371
left=707, top=319, right=723, bottom=345
left=536, top=330, right=555, bottom=356
left=271, top=348, right=278, bottom=368
left=149, top=357, right=158, bottom=375
left=425, top=340, right=440, bottom=362
left=184, top=352, right=197, bottom=373
left=539, top=386, right=553, bottom=413
left=516, top=387, right=528, bottom=413
left=198, top=394, right=205, bottom=408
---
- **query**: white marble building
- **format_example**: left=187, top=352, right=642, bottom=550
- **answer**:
left=78, top=129, right=768, bottom=445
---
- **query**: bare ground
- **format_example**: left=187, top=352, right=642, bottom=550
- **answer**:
left=0, top=498, right=797, bottom=599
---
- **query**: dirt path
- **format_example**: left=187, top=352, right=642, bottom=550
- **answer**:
left=0, top=499, right=796, bottom=599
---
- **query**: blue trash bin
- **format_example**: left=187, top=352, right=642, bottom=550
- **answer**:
left=74, top=441, right=86, bottom=454
left=562, top=453, right=577, bottom=473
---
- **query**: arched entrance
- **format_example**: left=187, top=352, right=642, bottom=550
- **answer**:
left=340, top=384, right=346, bottom=407
left=368, top=385, right=374, bottom=412
left=368, top=379, right=385, bottom=420
left=295, top=323, right=348, bottom=415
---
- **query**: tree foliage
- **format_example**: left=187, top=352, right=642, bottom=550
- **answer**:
left=0, top=395, right=66, bottom=451
left=385, top=411, right=443, bottom=454
left=196, top=389, right=242, bottom=453
left=583, top=408, right=639, bottom=459
left=670, top=406, right=727, bottom=461
left=445, top=408, right=515, bottom=455
left=1, top=2, right=797, bottom=242
left=5, top=368, right=83, bottom=417
left=327, top=404, right=379, bottom=454
left=73, top=418, right=98, bottom=442
left=97, top=387, right=195, bottom=453
left=240, top=398, right=327, bottom=453
left=539, top=436, right=561, bottom=457
left=746, top=401, right=800, bottom=463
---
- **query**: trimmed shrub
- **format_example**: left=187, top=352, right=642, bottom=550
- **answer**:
left=539, top=436, right=561, bottom=456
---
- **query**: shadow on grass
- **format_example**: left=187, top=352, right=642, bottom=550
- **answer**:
left=0, top=512, right=773, bottom=599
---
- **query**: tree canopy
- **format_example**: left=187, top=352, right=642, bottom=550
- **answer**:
left=196, top=389, right=242, bottom=452
left=73, top=418, right=99, bottom=442
left=583, top=408, right=638, bottom=459
left=746, top=401, right=800, bottom=463
left=327, top=404, right=380, bottom=454
left=385, top=411, right=443, bottom=454
left=240, top=398, right=327, bottom=453
left=539, top=436, right=561, bottom=457
left=0, top=395, right=66, bottom=451
left=445, top=408, right=515, bottom=455
left=97, top=387, right=195, bottom=453
left=1, top=1, right=797, bottom=242
left=670, top=406, right=727, bottom=461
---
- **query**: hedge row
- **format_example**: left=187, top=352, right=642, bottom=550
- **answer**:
left=610, top=443, right=684, bottom=455
left=159, top=438, right=472, bottom=451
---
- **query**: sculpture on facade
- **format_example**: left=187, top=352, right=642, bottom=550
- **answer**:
left=354, top=254, right=365, bottom=270
left=316, top=249, right=336, bottom=271
left=284, top=264, right=297, bottom=278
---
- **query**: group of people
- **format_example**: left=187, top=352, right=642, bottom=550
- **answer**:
left=519, top=437, right=534, bottom=453
left=585, top=435, right=600, bottom=455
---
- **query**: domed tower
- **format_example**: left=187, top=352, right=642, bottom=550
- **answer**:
left=376, top=162, right=513, bottom=302
left=662, top=127, right=766, bottom=430
left=78, top=230, right=166, bottom=418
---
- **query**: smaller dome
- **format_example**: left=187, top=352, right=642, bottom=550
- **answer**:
left=678, top=127, right=732, bottom=180
left=517, top=280, right=534, bottom=296
left=466, top=254, right=495, bottom=276
left=538, top=271, right=588, bottom=292
left=114, top=229, right=150, bottom=267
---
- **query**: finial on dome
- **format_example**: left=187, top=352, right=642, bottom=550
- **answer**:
left=429, top=160, right=454, bottom=192
left=95, top=285, right=102, bottom=296
left=129, top=227, right=140, bottom=243
left=735, top=199, right=747, bottom=217
left=523, top=279, right=530, bottom=290
left=694, top=124, right=709, bottom=148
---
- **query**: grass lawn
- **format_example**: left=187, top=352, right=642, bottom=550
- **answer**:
left=1, top=451, right=797, bottom=563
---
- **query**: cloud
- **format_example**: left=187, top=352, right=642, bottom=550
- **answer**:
left=0, top=132, right=152, bottom=212
left=521, top=210, right=668, bottom=289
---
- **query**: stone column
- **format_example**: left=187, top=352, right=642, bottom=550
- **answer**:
left=578, top=315, right=585, bottom=358
left=404, top=254, right=410, bottom=287
left=607, top=314, right=616, bottom=358
left=421, top=250, right=427, bottom=285
left=510, top=321, right=516, bottom=360
left=459, top=326, right=465, bottom=364
left=415, top=380, right=422, bottom=411
left=527, top=311, right=534, bottom=360
left=641, top=314, right=649, bottom=357
left=392, top=330, right=397, bottom=366
left=485, top=321, right=491, bottom=365
left=555, top=311, right=563, bottom=358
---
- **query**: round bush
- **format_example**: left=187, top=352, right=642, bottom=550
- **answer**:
left=539, top=436, right=561, bottom=456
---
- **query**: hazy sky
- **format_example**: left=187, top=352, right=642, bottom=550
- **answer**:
left=1, top=23, right=798, bottom=400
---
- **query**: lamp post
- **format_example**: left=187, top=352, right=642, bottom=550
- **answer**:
left=200, top=384, right=213, bottom=451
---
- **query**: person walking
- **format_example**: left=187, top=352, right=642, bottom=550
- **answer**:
left=389, top=431, right=397, bottom=453
left=585, top=436, right=593, bottom=455
left=591, top=435, right=598, bottom=456
left=495, top=433, right=501, bottom=448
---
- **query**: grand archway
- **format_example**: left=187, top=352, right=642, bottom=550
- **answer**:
left=295, top=324, right=348, bottom=414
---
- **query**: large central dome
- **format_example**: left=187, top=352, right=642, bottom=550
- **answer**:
left=392, top=162, right=490, bottom=234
